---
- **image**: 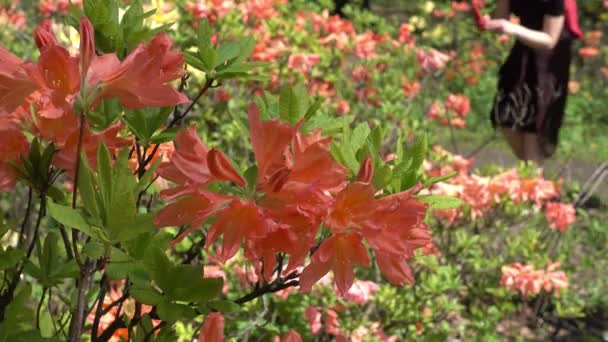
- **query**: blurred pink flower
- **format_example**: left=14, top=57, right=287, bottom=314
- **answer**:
left=545, top=202, right=576, bottom=232
left=324, top=309, right=343, bottom=336
left=287, top=53, right=321, bottom=74
left=351, top=66, right=369, bottom=83
left=445, top=93, right=471, bottom=117
left=416, top=49, right=450, bottom=72
left=397, top=23, right=416, bottom=47
left=452, top=1, right=471, bottom=12
left=343, top=280, right=379, bottom=305
left=203, top=265, right=228, bottom=294
left=275, top=330, right=302, bottom=342
left=501, top=262, right=569, bottom=297
left=426, top=101, right=444, bottom=121
left=336, top=100, right=351, bottom=114
left=304, top=307, right=322, bottom=335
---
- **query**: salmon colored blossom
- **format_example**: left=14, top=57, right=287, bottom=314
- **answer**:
left=199, top=312, right=224, bottom=342
left=275, top=330, right=302, bottom=342
left=501, top=262, right=569, bottom=297
left=578, top=47, right=599, bottom=59
left=304, top=307, right=322, bottom=335
left=0, top=47, right=37, bottom=116
left=287, top=53, right=321, bottom=74
left=0, top=121, right=29, bottom=192
left=545, top=202, right=576, bottom=232
left=416, top=49, right=450, bottom=72
left=343, top=280, right=379, bottom=305
left=445, top=93, right=471, bottom=117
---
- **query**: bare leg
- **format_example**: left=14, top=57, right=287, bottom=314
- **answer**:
left=501, top=128, right=525, bottom=160
left=523, top=133, right=546, bottom=165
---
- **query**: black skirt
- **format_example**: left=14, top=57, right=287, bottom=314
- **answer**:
left=490, top=29, right=574, bottom=157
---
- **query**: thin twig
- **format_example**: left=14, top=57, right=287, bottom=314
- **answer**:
left=18, top=188, right=33, bottom=248
left=91, top=274, right=108, bottom=341
left=234, top=272, right=300, bottom=305
left=36, top=288, right=48, bottom=330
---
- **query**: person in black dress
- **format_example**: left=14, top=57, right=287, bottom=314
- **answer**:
left=485, top=0, right=582, bottom=162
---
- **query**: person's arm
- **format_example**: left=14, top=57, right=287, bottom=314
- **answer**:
left=486, top=15, right=565, bottom=51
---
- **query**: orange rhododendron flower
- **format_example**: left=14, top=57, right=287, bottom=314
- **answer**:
left=275, top=330, right=303, bottom=342
left=1, top=16, right=188, bottom=124
left=156, top=101, right=429, bottom=294
left=199, top=312, right=224, bottom=342
left=0, top=47, right=37, bottom=116
left=0, top=121, right=29, bottom=192
left=545, top=202, right=576, bottom=232
left=300, top=232, right=371, bottom=296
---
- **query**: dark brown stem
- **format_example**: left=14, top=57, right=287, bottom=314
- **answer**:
left=91, top=274, right=108, bottom=342
left=0, top=194, right=46, bottom=320
left=144, top=321, right=167, bottom=341
left=234, top=272, right=300, bottom=305
left=68, top=110, right=93, bottom=342
left=18, top=188, right=33, bottom=247
left=71, top=111, right=87, bottom=267
left=68, top=261, right=93, bottom=342
left=36, top=287, right=48, bottom=330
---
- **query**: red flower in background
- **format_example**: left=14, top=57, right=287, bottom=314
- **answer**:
left=199, top=312, right=224, bottom=342
left=545, top=202, right=576, bottom=232
left=501, top=262, right=569, bottom=297
left=304, top=307, right=322, bottom=335
left=0, top=47, right=37, bottom=116
left=0, top=121, right=29, bottom=192
left=287, top=53, right=321, bottom=74
left=445, top=93, right=471, bottom=117
left=416, top=48, right=450, bottom=72
left=275, top=330, right=302, bottom=342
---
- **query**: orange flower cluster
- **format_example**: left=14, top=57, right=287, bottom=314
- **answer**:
left=0, top=17, right=188, bottom=185
left=154, top=104, right=431, bottom=296
left=427, top=147, right=561, bottom=223
left=500, top=262, right=569, bottom=297
left=545, top=202, right=576, bottom=232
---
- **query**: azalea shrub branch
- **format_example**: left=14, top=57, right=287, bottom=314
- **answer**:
left=234, top=272, right=301, bottom=305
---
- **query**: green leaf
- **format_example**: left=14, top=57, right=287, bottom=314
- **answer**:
left=134, top=158, right=162, bottom=195
left=47, top=201, right=108, bottom=242
left=77, top=154, right=100, bottom=220
left=157, top=301, right=196, bottom=323
left=279, top=86, right=305, bottom=125
left=130, top=286, right=164, bottom=306
left=207, top=299, right=240, bottom=314
left=114, top=213, right=156, bottom=242
left=0, top=247, right=25, bottom=271
left=149, top=127, right=179, bottom=145
left=184, top=52, right=208, bottom=73
left=121, top=0, right=143, bottom=32
left=0, top=284, right=34, bottom=339
left=215, top=41, right=242, bottom=68
left=105, top=151, right=138, bottom=242
left=424, top=172, right=458, bottom=187
left=196, top=20, right=217, bottom=71
left=97, top=143, right=113, bottom=220
left=351, top=123, right=371, bottom=154
left=304, top=98, right=323, bottom=121
left=416, top=195, right=463, bottom=210
left=244, top=165, right=258, bottom=195
left=81, top=241, right=105, bottom=259
left=408, top=133, right=428, bottom=174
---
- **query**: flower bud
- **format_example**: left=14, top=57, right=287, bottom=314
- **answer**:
left=79, top=17, right=95, bottom=78
left=356, top=156, right=374, bottom=183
